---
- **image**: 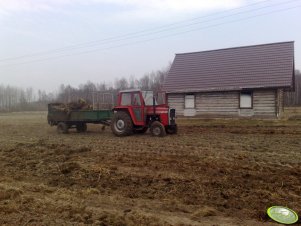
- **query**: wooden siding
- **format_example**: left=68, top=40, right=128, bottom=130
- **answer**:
left=196, top=92, right=238, bottom=116
left=167, top=89, right=277, bottom=118
left=253, top=90, right=276, bottom=117
left=167, top=93, right=185, bottom=116
left=276, top=89, right=284, bottom=117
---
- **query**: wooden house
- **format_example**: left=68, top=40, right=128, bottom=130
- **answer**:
left=163, top=42, right=295, bottom=118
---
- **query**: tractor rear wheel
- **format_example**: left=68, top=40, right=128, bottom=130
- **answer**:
left=111, top=111, right=133, bottom=136
left=76, top=123, right=87, bottom=133
left=150, top=121, right=166, bottom=137
left=57, top=122, right=68, bottom=134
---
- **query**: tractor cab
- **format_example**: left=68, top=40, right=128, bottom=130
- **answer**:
left=111, top=89, right=177, bottom=136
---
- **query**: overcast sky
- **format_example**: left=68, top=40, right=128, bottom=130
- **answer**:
left=0, top=0, right=300, bottom=92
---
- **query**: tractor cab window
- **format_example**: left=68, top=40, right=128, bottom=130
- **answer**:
left=142, top=91, right=157, bottom=106
left=157, top=92, right=166, bottom=105
left=132, top=93, right=141, bottom=106
left=121, top=93, right=131, bottom=106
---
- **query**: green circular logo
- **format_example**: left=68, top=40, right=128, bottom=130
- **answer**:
left=267, top=206, right=299, bottom=224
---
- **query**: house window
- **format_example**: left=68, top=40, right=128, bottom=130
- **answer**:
left=185, top=95, right=195, bottom=109
left=240, top=91, right=253, bottom=108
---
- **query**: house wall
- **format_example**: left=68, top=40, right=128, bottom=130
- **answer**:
left=168, top=93, right=185, bottom=116
left=196, top=91, right=239, bottom=117
left=167, top=89, right=278, bottom=118
left=276, top=89, right=284, bottom=118
left=253, top=90, right=277, bottom=118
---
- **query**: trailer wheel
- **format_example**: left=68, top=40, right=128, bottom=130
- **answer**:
left=57, top=122, right=68, bottom=134
left=111, top=111, right=133, bottom=136
left=150, top=121, right=166, bottom=137
left=166, top=125, right=178, bottom=134
left=76, top=123, right=87, bottom=133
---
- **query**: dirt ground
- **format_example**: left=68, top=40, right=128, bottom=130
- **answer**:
left=0, top=112, right=301, bottom=226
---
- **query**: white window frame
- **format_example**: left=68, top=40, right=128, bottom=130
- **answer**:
left=240, top=91, right=253, bottom=109
left=185, top=94, right=195, bottom=109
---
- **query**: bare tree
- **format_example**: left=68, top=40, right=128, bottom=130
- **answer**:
left=284, top=70, right=301, bottom=106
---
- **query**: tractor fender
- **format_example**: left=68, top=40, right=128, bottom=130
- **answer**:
left=112, top=107, right=135, bottom=124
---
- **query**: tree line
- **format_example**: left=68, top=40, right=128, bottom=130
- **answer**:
left=0, top=66, right=169, bottom=112
left=0, top=85, right=55, bottom=112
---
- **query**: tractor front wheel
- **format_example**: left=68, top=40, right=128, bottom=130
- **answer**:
left=150, top=121, right=166, bottom=137
left=166, top=125, right=178, bottom=134
left=57, top=122, right=69, bottom=134
left=111, top=111, right=133, bottom=136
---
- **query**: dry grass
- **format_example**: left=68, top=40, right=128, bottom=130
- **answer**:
left=0, top=112, right=300, bottom=225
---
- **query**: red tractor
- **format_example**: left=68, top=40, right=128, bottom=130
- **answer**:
left=111, top=89, right=177, bottom=136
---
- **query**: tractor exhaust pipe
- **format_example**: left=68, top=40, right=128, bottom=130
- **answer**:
left=153, top=96, right=156, bottom=115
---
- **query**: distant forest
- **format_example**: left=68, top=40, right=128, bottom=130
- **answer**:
left=0, top=67, right=169, bottom=112
left=0, top=68, right=300, bottom=112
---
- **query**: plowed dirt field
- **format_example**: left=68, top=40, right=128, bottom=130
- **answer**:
left=0, top=112, right=301, bottom=226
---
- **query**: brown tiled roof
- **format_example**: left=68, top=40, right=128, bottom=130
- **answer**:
left=163, top=41, right=295, bottom=93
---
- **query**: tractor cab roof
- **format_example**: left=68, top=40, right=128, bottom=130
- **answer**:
left=119, top=89, right=141, bottom=93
